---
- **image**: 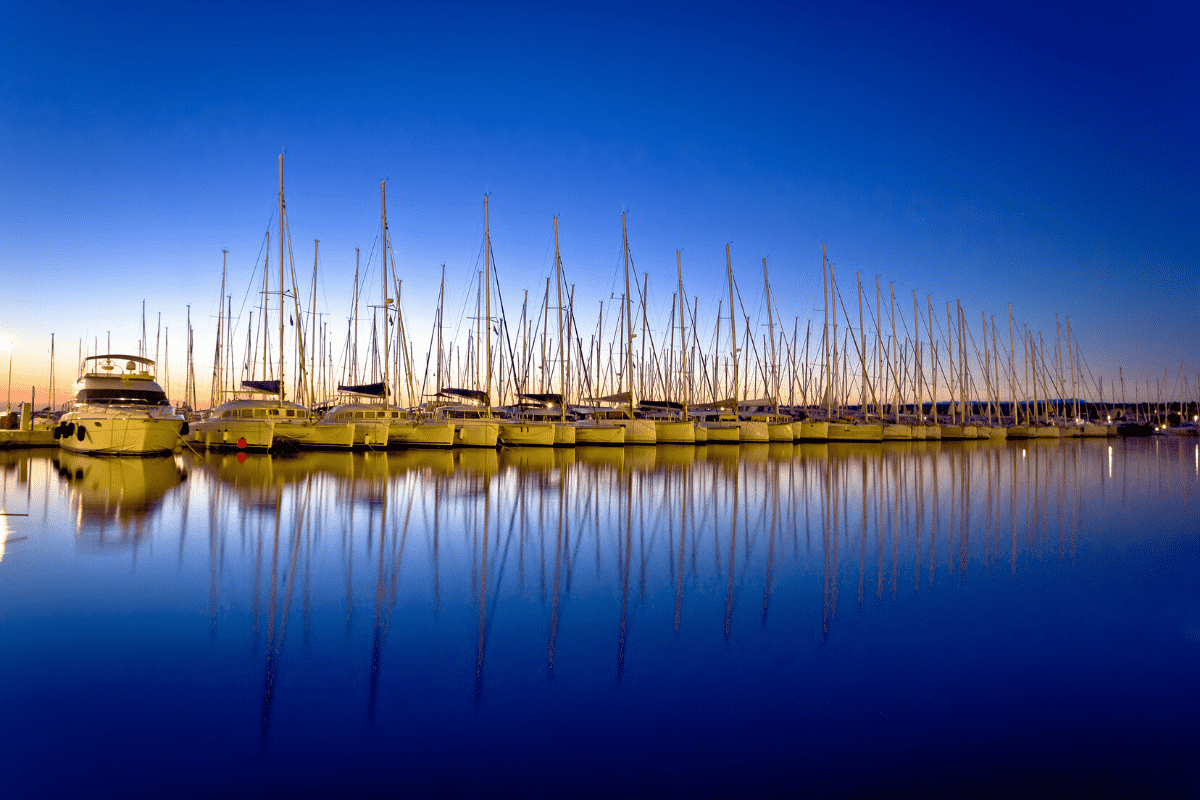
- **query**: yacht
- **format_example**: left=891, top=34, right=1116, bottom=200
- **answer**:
left=56, top=355, right=186, bottom=455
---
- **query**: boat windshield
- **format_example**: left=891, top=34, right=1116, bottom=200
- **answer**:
left=77, top=388, right=170, bottom=406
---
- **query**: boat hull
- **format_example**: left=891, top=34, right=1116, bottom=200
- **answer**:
left=699, top=423, right=739, bottom=443
left=498, top=421, right=556, bottom=447
left=574, top=423, right=625, bottom=446
left=737, top=420, right=770, bottom=443
left=614, top=418, right=657, bottom=445
left=827, top=422, right=883, bottom=442
left=389, top=420, right=455, bottom=448
left=191, top=419, right=275, bottom=451
left=796, top=421, right=828, bottom=441
left=273, top=421, right=356, bottom=450
left=767, top=423, right=794, bottom=442
left=59, top=416, right=184, bottom=456
left=654, top=420, right=696, bottom=444
left=452, top=419, right=500, bottom=448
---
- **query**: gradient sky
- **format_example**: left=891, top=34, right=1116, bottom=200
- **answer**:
left=2, top=0, right=1196, bottom=408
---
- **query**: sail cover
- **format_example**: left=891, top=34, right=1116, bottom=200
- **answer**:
left=439, top=387, right=489, bottom=405
left=337, top=381, right=387, bottom=397
left=241, top=380, right=281, bottom=394
left=517, top=392, right=564, bottom=406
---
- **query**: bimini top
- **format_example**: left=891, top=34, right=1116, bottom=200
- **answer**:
left=79, top=354, right=157, bottom=379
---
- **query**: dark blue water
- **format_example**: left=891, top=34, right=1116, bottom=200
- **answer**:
left=1, top=439, right=1197, bottom=798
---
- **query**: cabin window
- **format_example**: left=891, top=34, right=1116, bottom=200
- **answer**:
left=354, top=412, right=363, bottom=419
left=77, top=388, right=168, bottom=406
left=286, top=410, right=295, bottom=417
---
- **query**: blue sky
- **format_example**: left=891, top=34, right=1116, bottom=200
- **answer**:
left=2, top=1, right=1196, bottom=407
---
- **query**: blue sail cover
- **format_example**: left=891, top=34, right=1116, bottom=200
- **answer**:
left=337, top=382, right=387, bottom=397
left=439, top=387, right=489, bottom=405
left=241, top=380, right=281, bottom=394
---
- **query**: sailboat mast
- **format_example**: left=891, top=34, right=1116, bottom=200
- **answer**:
left=1067, top=316, right=1077, bottom=420
left=726, top=244, right=738, bottom=414
left=553, top=218, right=566, bottom=422
left=928, top=295, right=937, bottom=424
left=380, top=181, right=391, bottom=410
left=437, top=264, right=445, bottom=400
left=856, top=270, right=865, bottom=419
left=277, top=154, right=286, bottom=405
left=622, top=213, right=635, bottom=411
left=822, top=244, right=830, bottom=419
left=484, top=197, right=494, bottom=408
left=677, top=251, right=688, bottom=415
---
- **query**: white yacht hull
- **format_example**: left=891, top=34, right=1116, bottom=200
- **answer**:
left=498, top=421, right=556, bottom=447
left=191, top=418, right=275, bottom=451
left=390, top=420, right=455, bottom=448
left=574, top=422, right=625, bottom=445
left=59, top=415, right=183, bottom=456
left=654, top=420, right=696, bottom=444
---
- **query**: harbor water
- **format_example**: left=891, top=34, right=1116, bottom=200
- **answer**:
left=1, top=438, right=1197, bottom=797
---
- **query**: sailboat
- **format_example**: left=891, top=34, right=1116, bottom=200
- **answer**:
left=434, top=196, right=502, bottom=448
left=589, top=214, right=656, bottom=445
left=195, top=155, right=354, bottom=451
left=320, top=180, right=453, bottom=449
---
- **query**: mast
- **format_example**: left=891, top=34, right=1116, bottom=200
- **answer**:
left=381, top=181, right=391, bottom=410
left=726, top=244, right=738, bottom=415
left=352, top=248, right=360, bottom=383
left=856, top=271, right=866, bottom=419
left=912, top=290, right=921, bottom=423
left=437, top=264, right=445, bottom=401
left=764, top=257, right=778, bottom=415
left=678, top=250, right=689, bottom=416
left=622, top=213, right=635, bottom=412
left=484, top=196, right=494, bottom=409
left=822, top=244, right=830, bottom=419
left=277, top=154, right=286, bottom=405
left=553, top=218, right=566, bottom=422
left=928, top=295, right=937, bottom=424
left=1067, top=316, right=1077, bottom=420
left=890, top=283, right=898, bottom=423
left=1008, top=304, right=1017, bottom=425
left=211, top=250, right=227, bottom=408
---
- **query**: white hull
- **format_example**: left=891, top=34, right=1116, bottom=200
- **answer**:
left=827, top=422, right=883, bottom=442
left=498, top=421, right=556, bottom=447
left=191, top=418, right=275, bottom=450
left=796, top=421, right=829, bottom=441
left=654, top=420, right=696, bottom=444
left=699, top=422, right=740, bottom=443
left=552, top=423, right=577, bottom=446
left=59, top=415, right=183, bottom=455
left=767, top=423, right=794, bottom=442
left=573, top=422, right=625, bottom=445
left=453, top=418, right=500, bottom=448
left=390, top=420, right=455, bottom=448
left=273, top=421, right=356, bottom=450
left=736, top=420, right=770, bottom=443
left=613, top=418, right=657, bottom=445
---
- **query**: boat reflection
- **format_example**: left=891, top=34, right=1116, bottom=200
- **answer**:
left=74, top=436, right=1190, bottom=730
left=54, top=450, right=188, bottom=548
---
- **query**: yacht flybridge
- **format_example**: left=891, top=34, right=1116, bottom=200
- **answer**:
left=55, top=354, right=186, bottom=455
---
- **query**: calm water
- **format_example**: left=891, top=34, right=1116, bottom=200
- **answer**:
left=1, top=439, right=1197, bottom=798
